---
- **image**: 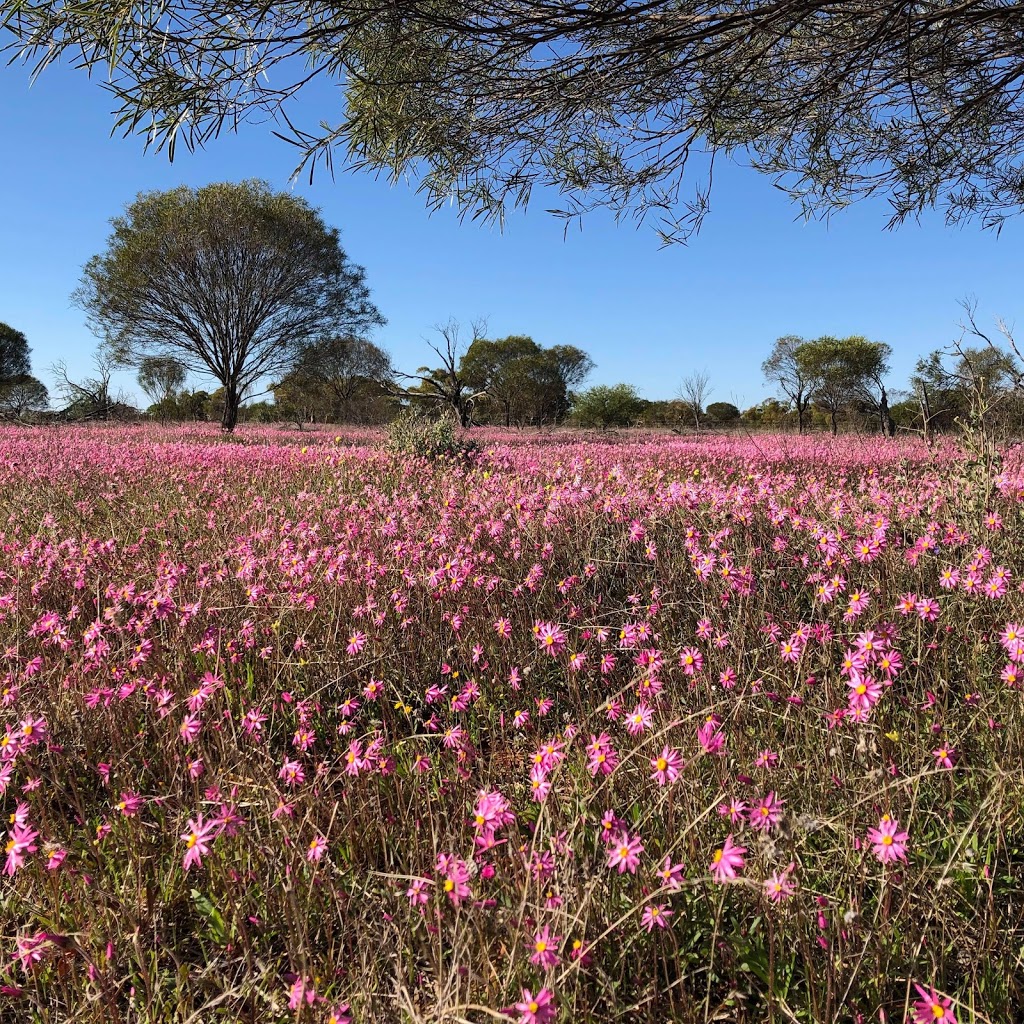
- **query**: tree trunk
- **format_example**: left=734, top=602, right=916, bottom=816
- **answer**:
left=222, top=383, right=240, bottom=432
left=830, top=407, right=838, bottom=436
left=797, top=398, right=805, bottom=434
left=878, top=386, right=895, bottom=437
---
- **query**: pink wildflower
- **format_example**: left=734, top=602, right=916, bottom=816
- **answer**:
left=911, top=984, right=957, bottom=1024
left=866, top=815, right=909, bottom=865
left=709, top=834, right=746, bottom=883
left=607, top=832, right=644, bottom=874
left=180, top=814, right=219, bottom=871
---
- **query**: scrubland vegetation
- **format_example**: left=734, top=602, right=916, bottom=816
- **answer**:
left=0, top=425, right=1021, bottom=1022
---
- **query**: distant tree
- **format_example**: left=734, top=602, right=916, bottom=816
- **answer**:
left=0, top=375, right=49, bottom=420
left=0, top=322, right=31, bottom=382
left=546, top=345, right=595, bottom=398
left=637, top=399, right=687, bottom=428
left=794, top=337, right=867, bottom=436
left=0, top=322, right=47, bottom=421
left=137, top=355, right=188, bottom=408
left=278, top=335, right=394, bottom=423
left=910, top=340, right=1021, bottom=442
left=406, top=319, right=487, bottom=428
left=741, top=398, right=793, bottom=429
left=679, top=371, right=712, bottom=431
left=74, top=180, right=384, bottom=432
left=572, top=384, right=646, bottom=430
left=705, top=401, right=740, bottom=425
left=53, top=347, right=135, bottom=421
left=762, top=336, right=813, bottom=433
left=461, top=335, right=543, bottom=427
left=461, top=336, right=593, bottom=426
left=839, top=337, right=896, bottom=437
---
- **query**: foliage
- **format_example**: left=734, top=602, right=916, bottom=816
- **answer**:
left=137, top=355, right=187, bottom=408
left=794, top=336, right=894, bottom=437
left=0, top=321, right=31, bottom=381
left=386, top=407, right=479, bottom=461
left=571, top=383, right=647, bottom=429
left=705, top=401, right=740, bottom=424
left=0, top=374, right=48, bottom=421
left=8, top=4, right=1024, bottom=241
left=0, top=427, right=1020, bottom=1022
left=273, top=335, right=395, bottom=425
left=74, top=180, right=384, bottom=431
left=460, top=336, right=593, bottom=426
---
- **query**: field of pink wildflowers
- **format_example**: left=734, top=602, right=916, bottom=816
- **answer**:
left=1, top=424, right=1022, bottom=1023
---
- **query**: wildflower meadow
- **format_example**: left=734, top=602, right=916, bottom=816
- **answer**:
left=0, top=424, right=1022, bottom=1023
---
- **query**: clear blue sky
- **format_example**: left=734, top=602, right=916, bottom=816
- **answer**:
left=2, top=59, right=1023, bottom=409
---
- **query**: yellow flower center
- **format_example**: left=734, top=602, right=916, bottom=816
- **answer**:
left=186, top=833, right=198, bottom=848
left=882, top=835, right=893, bottom=846
left=656, top=758, right=667, bottom=771
left=713, top=849, right=723, bottom=864
left=444, top=879, right=455, bottom=892
left=535, top=941, right=547, bottom=953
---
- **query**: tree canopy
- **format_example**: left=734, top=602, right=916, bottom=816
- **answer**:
left=6, top=3, right=1024, bottom=240
left=74, top=180, right=384, bottom=431
left=0, top=322, right=48, bottom=420
left=792, top=336, right=894, bottom=436
left=460, top=336, right=593, bottom=426
left=0, top=322, right=31, bottom=381
left=572, top=383, right=646, bottom=430
left=273, top=335, right=396, bottom=424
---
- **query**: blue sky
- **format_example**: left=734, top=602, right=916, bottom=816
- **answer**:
left=2, top=59, right=1023, bottom=410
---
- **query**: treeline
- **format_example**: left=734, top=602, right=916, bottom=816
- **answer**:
left=6, top=180, right=1023, bottom=440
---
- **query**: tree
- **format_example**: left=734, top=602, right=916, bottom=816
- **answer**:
left=705, top=402, right=740, bottom=425
left=839, top=337, right=896, bottom=437
left=277, top=335, right=394, bottom=423
left=572, top=384, right=646, bottom=430
left=52, top=348, right=134, bottom=421
left=794, top=337, right=858, bottom=436
left=9, top=4, right=1024, bottom=241
left=679, top=372, right=712, bottom=432
left=0, top=322, right=31, bottom=381
left=762, top=336, right=813, bottom=433
left=910, top=334, right=1021, bottom=442
left=460, top=336, right=593, bottom=426
left=74, top=180, right=384, bottom=431
left=0, top=322, right=45, bottom=420
left=406, top=320, right=487, bottom=428
left=461, top=335, right=543, bottom=427
left=137, top=355, right=187, bottom=407
left=0, top=375, right=48, bottom=420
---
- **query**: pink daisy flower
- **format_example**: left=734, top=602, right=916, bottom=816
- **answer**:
left=911, top=983, right=957, bottom=1024
left=640, top=902, right=672, bottom=932
left=710, top=834, right=746, bottom=883
left=866, top=815, right=909, bottom=865
left=649, top=746, right=683, bottom=786
left=607, top=832, right=644, bottom=874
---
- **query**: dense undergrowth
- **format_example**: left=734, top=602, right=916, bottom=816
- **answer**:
left=0, top=425, right=1022, bottom=1023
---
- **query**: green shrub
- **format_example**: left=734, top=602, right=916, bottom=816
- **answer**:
left=386, top=408, right=479, bottom=461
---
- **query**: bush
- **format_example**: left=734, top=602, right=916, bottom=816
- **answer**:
left=386, top=407, right=479, bottom=461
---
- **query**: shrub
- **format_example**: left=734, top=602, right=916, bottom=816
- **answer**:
left=386, top=407, right=479, bottom=461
